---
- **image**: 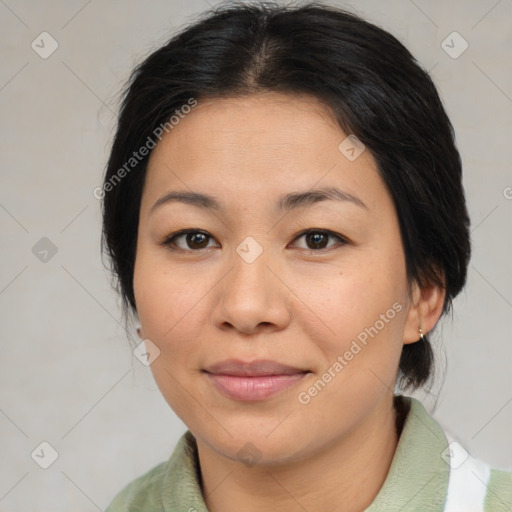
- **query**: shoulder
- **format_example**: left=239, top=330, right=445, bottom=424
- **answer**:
left=394, top=396, right=512, bottom=511
left=440, top=421, right=512, bottom=511
left=484, top=467, right=512, bottom=511
left=104, top=459, right=168, bottom=512
left=104, top=430, right=205, bottom=512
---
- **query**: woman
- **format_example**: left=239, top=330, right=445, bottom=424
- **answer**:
left=101, top=2, right=512, bottom=510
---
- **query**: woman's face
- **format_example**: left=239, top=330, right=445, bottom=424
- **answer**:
left=133, top=92, right=426, bottom=465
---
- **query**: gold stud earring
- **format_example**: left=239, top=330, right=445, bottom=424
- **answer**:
left=419, top=327, right=424, bottom=340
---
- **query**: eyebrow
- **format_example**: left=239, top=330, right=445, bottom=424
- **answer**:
left=150, top=186, right=368, bottom=214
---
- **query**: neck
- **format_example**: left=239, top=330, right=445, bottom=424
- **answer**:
left=197, top=395, right=406, bottom=512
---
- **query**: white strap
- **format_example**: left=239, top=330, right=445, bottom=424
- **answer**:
left=443, top=429, right=491, bottom=512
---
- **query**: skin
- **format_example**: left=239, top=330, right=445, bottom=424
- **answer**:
left=134, top=91, right=445, bottom=512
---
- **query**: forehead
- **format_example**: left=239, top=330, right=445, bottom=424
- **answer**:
left=148, top=92, right=340, bottom=161
left=142, top=92, right=385, bottom=215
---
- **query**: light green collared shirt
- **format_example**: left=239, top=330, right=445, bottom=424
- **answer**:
left=105, top=396, right=512, bottom=511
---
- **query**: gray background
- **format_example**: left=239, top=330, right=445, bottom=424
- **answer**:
left=1, top=0, right=511, bottom=510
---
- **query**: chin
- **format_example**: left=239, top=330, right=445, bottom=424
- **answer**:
left=193, top=417, right=313, bottom=467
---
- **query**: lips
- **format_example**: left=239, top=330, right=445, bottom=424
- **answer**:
left=204, top=359, right=308, bottom=377
left=203, top=359, right=310, bottom=401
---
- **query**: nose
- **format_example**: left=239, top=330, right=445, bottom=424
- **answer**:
left=211, top=243, right=292, bottom=335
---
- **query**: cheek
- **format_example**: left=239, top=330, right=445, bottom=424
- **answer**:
left=297, top=251, right=409, bottom=409
left=133, top=252, right=209, bottom=415
left=292, top=271, right=407, bottom=420
left=133, top=249, right=208, bottom=348
left=293, top=249, right=407, bottom=349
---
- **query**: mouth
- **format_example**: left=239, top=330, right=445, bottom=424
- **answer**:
left=203, top=359, right=311, bottom=401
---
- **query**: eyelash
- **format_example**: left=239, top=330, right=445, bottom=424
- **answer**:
left=160, top=229, right=349, bottom=253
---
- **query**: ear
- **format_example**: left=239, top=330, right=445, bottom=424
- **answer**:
left=403, top=276, right=446, bottom=345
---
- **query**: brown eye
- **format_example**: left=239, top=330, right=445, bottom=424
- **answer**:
left=161, top=228, right=347, bottom=253
left=162, top=230, right=217, bottom=251
left=305, top=231, right=329, bottom=249
left=184, top=232, right=209, bottom=249
left=293, top=229, right=348, bottom=251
